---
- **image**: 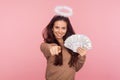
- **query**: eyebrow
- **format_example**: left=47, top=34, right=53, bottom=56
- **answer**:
left=54, top=26, right=66, bottom=28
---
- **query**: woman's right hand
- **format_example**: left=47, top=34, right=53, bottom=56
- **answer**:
left=50, top=46, right=61, bottom=56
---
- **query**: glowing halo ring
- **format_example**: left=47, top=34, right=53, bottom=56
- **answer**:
left=54, top=6, right=73, bottom=17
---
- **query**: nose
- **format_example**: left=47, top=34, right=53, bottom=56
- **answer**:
left=58, top=28, right=62, bottom=33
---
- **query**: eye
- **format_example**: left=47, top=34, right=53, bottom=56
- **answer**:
left=54, top=26, right=59, bottom=29
left=62, top=27, right=66, bottom=30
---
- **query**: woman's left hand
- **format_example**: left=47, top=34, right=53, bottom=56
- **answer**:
left=77, top=47, right=87, bottom=56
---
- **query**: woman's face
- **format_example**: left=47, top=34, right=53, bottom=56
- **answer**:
left=52, top=20, right=67, bottom=40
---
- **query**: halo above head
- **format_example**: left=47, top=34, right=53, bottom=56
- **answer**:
left=54, top=6, right=73, bottom=17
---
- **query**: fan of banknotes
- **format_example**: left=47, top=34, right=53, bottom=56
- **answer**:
left=64, top=34, right=92, bottom=52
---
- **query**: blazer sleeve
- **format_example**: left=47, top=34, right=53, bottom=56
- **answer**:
left=74, top=55, right=86, bottom=72
left=40, top=42, right=57, bottom=59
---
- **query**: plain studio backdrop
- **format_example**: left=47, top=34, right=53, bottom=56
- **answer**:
left=0, top=0, right=120, bottom=80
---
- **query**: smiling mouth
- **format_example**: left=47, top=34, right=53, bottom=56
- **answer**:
left=56, top=34, right=63, bottom=38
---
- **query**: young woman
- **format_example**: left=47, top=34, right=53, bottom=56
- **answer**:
left=40, top=15, right=87, bottom=80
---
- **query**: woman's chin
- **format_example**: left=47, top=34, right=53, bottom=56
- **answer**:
left=56, top=37, right=63, bottom=39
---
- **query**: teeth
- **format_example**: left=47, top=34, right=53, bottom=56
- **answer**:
left=57, top=34, right=62, bottom=36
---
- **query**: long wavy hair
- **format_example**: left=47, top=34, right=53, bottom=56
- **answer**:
left=42, top=15, right=79, bottom=67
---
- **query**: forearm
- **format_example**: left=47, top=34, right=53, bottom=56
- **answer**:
left=40, top=42, right=57, bottom=59
left=74, top=55, right=86, bottom=72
